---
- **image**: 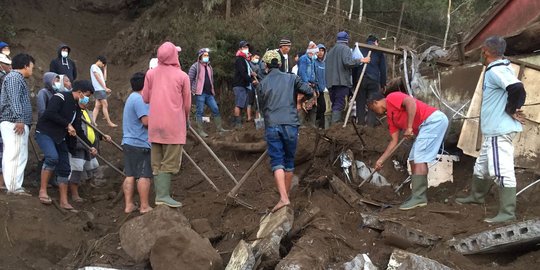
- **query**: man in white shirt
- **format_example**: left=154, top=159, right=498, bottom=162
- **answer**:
left=90, top=56, right=117, bottom=127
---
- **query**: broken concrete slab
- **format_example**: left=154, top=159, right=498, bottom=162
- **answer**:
left=448, top=218, right=540, bottom=254
left=287, top=206, right=320, bottom=239
left=251, top=206, right=294, bottom=262
left=119, top=206, right=190, bottom=262
left=150, top=229, right=223, bottom=270
left=225, top=240, right=255, bottom=270
left=330, top=175, right=363, bottom=208
left=343, top=254, right=378, bottom=270
left=361, top=213, right=384, bottom=231
left=386, top=249, right=452, bottom=270
left=361, top=214, right=441, bottom=247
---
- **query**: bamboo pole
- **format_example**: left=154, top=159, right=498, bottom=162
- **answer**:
left=227, top=150, right=268, bottom=198
left=343, top=51, right=372, bottom=127
left=81, top=118, right=123, bottom=152
left=75, top=136, right=125, bottom=177
left=182, top=149, right=220, bottom=192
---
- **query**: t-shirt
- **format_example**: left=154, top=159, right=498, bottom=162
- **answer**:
left=481, top=59, right=522, bottom=136
left=386, top=92, right=437, bottom=135
left=122, top=92, right=150, bottom=148
left=90, top=64, right=105, bottom=91
left=202, top=65, right=212, bottom=95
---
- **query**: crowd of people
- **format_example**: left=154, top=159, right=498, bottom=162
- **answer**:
left=0, top=33, right=527, bottom=222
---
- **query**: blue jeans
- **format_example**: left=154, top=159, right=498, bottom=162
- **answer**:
left=35, top=132, right=71, bottom=183
left=195, top=93, right=220, bottom=120
left=265, top=125, right=299, bottom=172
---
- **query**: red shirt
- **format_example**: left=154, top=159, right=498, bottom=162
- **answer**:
left=386, top=92, right=437, bottom=135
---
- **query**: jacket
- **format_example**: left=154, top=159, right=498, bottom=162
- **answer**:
left=188, top=61, right=215, bottom=95
left=314, top=44, right=326, bottom=92
left=325, top=42, right=360, bottom=88
left=232, top=56, right=252, bottom=88
left=0, top=70, right=33, bottom=126
left=36, top=72, right=58, bottom=119
left=360, top=46, right=387, bottom=87
left=297, top=54, right=316, bottom=84
left=257, top=69, right=313, bottom=126
left=49, top=44, right=77, bottom=82
left=36, top=91, right=91, bottom=148
left=142, top=42, right=191, bottom=145
left=278, top=50, right=292, bottom=73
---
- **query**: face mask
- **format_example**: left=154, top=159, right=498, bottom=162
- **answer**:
left=202, top=56, right=209, bottom=63
left=311, top=54, right=318, bottom=60
left=53, top=82, right=62, bottom=91
left=2, top=50, right=9, bottom=56
left=79, top=95, right=89, bottom=105
left=61, top=51, right=69, bottom=58
left=251, top=59, right=259, bottom=64
left=242, top=49, right=249, bottom=55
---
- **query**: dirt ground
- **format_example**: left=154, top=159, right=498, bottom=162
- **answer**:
left=1, top=0, right=540, bottom=269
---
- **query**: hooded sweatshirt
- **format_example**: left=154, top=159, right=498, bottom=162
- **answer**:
left=49, top=44, right=77, bottom=82
left=142, top=42, right=191, bottom=145
left=314, top=44, right=327, bottom=92
left=37, top=72, right=59, bottom=119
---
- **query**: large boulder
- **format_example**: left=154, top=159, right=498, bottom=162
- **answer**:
left=119, top=206, right=190, bottom=262
left=150, top=228, right=223, bottom=270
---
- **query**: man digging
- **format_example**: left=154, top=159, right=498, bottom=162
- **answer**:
left=257, top=50, right=312, bottom=212
left=368, top=91, right=448, bottom=210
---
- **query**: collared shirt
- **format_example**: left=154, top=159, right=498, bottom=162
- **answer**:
left=481, top=59, right=522, bottom=136
left=0, top=70, right=32, bottom=126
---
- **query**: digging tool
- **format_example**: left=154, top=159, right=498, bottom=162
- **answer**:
left=75, top=135, right=125, bottom=177
left=189, top=126, right=238, bottom=184
left=81, top=118, right=123, bottom=152
left=252, top=77, right=265, bottom=130
left=343, top=51, right=372, bottom=127
left=517, top=178, right=540, bottom=196
left=228, top=150, right=268, bottom=199
left=394, top=176, right=412, bottom=193
left=358, top=137, right=406, bottom=188
left=182, top=149, right=220, bottom=192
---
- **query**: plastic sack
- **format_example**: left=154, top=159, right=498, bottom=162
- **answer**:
left=352, top=42, right=364, bottom=60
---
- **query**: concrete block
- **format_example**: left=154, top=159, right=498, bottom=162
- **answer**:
left=407, top=155, right=459, bottom=188
left=361, top=214, right=441, bottom=247
left=225, top=240, right=255, bottom=270
left=386, top=249, right=452, bottom=270
left=448, top=219, right=540, bottom=254
left=343, top=254, right=378, bottom=270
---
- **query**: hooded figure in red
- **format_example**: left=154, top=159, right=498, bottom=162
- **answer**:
left=142, top=41, right=191, bottom=208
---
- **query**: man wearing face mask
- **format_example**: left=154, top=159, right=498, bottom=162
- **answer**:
left=0, top=42, right=10, bottom=58
left=0, top=53, right=11, bottom=86
left=297, top=41, right=319, bottom=127
left=232, top=40, right=256, bottom=128
left=35, top=80, right=96, bottom=211
left=37, top=72, right=62, bottom=119
left=188, top=48, right=227, bottom=137
left=49, top=44, right=77, bottom=82
left=247, top=51, right=263, bottom=122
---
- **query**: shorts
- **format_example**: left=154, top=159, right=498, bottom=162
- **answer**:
left=247, top=89, right=255, bottom=108
left=123, top=144, right=153, bottom=178
left=408, top=111, right=448, bottom=163
left=94, top=90, right=107, bottom=100
left=265, top=125, right=299, bottom=172
left=233, top=86, right=248, bottom=109
left=473, top=133, right=517, bottom=188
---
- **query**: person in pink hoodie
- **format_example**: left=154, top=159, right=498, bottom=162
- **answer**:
left=142, top=42, right=191, bottom=208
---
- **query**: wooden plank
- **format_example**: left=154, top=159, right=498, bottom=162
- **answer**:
left=354, top=42, right=458, bottom=67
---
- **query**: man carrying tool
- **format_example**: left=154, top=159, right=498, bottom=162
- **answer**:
left=142, top=42, right=191, bottom=208
left=455, top=36, right=526, bottom=223
left=257, top=50, right=313, bottom=212
left=368, top=91, right=448, bottom=210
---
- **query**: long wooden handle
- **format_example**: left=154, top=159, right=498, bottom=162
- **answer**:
left=358, top=137, right=406, bottom=188
left=343, top=51, right=372, bottom=128
left=76, top=135, right=125, bottom=177
left=182, top=149, right=220, bottom=192
left=81, top=118, right=123, bottom=152
left=228, top=150, right=268, bottom=198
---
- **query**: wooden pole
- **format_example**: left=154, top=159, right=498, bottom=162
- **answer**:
left=227, top=150, right=268, bottom=198
left=75, top=136, right=125, bottom=177
left=343, top=51, right=372, bottom=127
left=443, top=0, right=452, bottom=49
left=358, top=137, right=406, bottom=188
left=182, top=149, right=220, bottom=192
left=225, top=0, right=231, bottom=21
left=189, top=126, right=238, bottom=184
left=81, top=118, right=123, bottom=152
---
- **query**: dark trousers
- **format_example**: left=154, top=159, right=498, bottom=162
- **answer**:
left=316, top=92, right=326, bottom=128
left=329, top=86, right=350, bottom=112
left=355, top=77, right=380, bottom=126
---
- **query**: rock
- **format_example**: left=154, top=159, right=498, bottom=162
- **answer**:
left=386, top=249, right=452, bottom=270
left=191, top=218, right=222, bottom=241
left=225, top=240, right=255, bottom=270
left=343, top=254, right=378, bottom=270
left=251, top=206, right=294, bottom=262
left=150, top=229, right=223, bottom=270
left=119, top=206, right=190, bottom=262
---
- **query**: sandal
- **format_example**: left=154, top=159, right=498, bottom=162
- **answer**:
left=39, top=195, right=52, bottom=205
left=61, top=205, right=79, bottom=213
left=72, top=197, right=85, bottom=203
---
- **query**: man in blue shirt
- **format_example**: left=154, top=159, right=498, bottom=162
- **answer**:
left=314, top=44, right=327, bottom=129
left=456, top=36, right=526, bottom=223
left=297, top=41, right=318, bottom=127
left=122, top=72, right=153, bottom=214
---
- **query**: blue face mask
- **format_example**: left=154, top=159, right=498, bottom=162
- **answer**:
left=311, top=54, right=317, bottom=60
left=79, top=95, right=89, bottom=105
left=202, top=56, right=209, bottom=63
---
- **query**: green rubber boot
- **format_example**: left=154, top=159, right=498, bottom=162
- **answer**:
left=214, top=116, right=229, bottom=133
left=484, top=187, right=516, bottom=223
left=154, top=173, right=182, bottom=208
left=399, top=175, right=428, bottom=210
left=331, top=111, right=342, bottom=125
left=196, top=119, right=209, bottom=138
left=455, top=176, right=493, bottom=204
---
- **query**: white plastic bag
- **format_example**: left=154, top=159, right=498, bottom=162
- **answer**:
left=352, top=42, right=364, bottom=60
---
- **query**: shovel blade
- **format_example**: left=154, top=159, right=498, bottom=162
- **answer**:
left=254, top=118, right=265, bottom=130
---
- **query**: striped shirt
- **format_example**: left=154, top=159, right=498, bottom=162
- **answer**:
left=0, top=71, right=33, bottom=126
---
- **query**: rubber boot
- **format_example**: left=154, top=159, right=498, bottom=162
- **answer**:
left=455, top=176, right=493, bottom=204
left=484, top=187, right=516, bottom=223
left=154, top=173, right=182, bottom=208
left=196, top=119, right=208, bottom=138
left=214, top=116, right=229, bottom=133
left=399, top=175, right=428, bottom=210
left=331, top=111, right=342, bottom=125
left=234, top=116, right=242, bottom=129
left=324, top=115, right=331, bottom=130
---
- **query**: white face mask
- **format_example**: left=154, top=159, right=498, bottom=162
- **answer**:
left=2, top=50, right=10, bottom=56
left=242, top=49, right=249, bottom=55
left=61, top=51, right=69, bottom=58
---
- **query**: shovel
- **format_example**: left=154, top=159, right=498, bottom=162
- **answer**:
left=253, top=77, right=265, bottom=129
